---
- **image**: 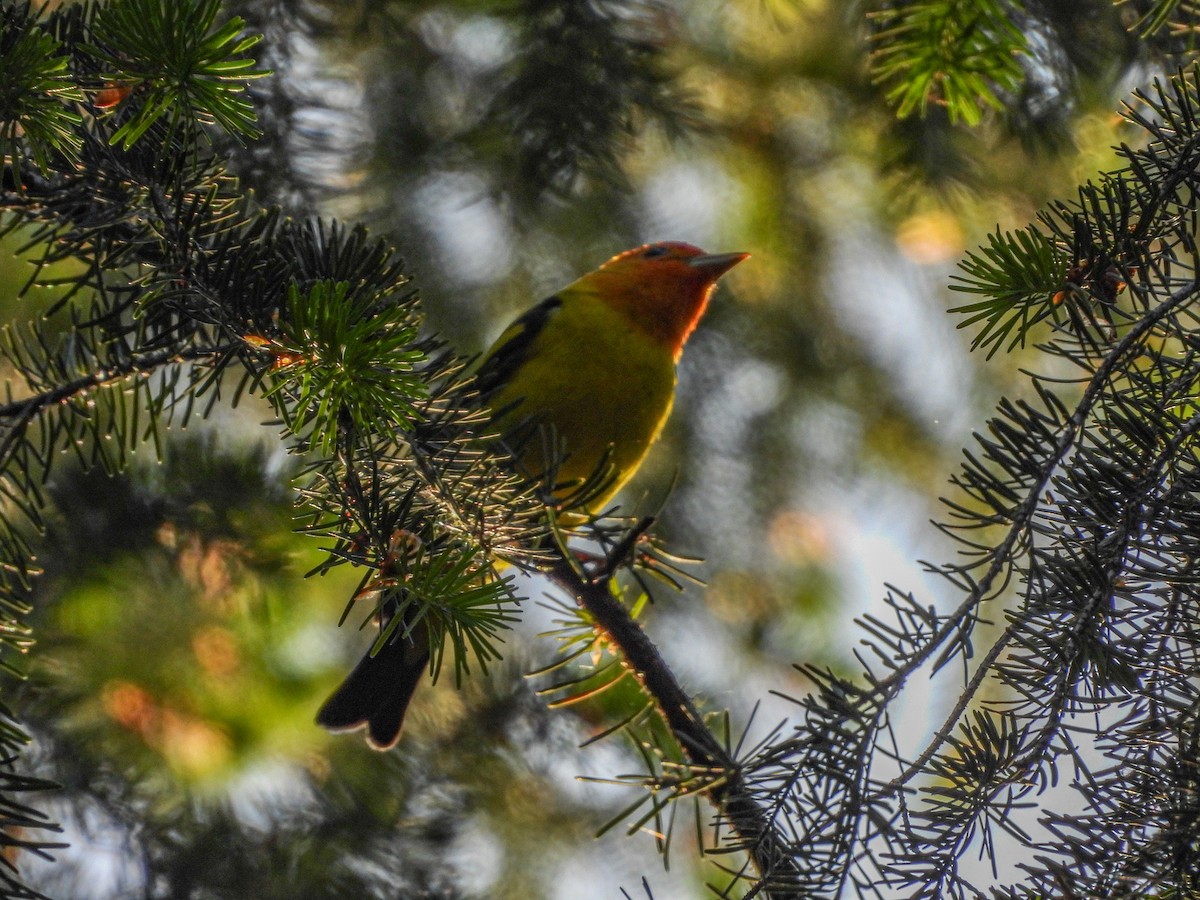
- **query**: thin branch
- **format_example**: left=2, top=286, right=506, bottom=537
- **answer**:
left=545, top=555, right=807, bottom=890
left=0, top=341, right=240, bottom=473
left=876, top=273, right=1199, bottom=797
left=0, top=341, right=238, bottom=423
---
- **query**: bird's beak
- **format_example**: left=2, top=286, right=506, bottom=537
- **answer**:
left=688, top=252, right=750, bottom=280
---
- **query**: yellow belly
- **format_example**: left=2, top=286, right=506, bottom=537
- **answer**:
left=486, top=297, right=677, bottom=511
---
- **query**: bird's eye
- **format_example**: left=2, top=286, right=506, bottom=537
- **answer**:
left=642, top=246, right=670, bottom=259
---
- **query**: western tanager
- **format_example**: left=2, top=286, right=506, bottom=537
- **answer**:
left=317, top=241, right=748, bottom=749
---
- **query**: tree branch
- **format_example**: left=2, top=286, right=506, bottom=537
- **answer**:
left=876, top=273, right=1200, bottom=797
left=0, top=343, right=239, bottom=423
left=545, top=555, right=806, bottom=891
left=0, top=342, right=239, bottom=465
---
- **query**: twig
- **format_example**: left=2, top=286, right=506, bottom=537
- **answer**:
left=0, top=343, right=238, bottom=465
left=545, top=555, right=806, bottom=892
left=877, top=275, right=1199, bottom=797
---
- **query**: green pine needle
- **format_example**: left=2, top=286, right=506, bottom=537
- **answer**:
left=949, top=225, right=1065, bottom=358
left=0, top=4, right=84, bottom=177
left=870, top=0, right=1028, bottom=126
left=84, top=0, right=267, bottom=149
left=261, top=280, right=427, bottom=456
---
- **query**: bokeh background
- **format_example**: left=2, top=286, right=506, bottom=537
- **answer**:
left=0, top=1, right=1172, bottom=896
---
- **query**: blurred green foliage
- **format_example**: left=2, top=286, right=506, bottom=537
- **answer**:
left=29, top=437, right=340, bottom=781
left=3, top=0, right=1195, bottom=896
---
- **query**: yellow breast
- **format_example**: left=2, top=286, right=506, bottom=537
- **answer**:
left=485, top=292, right=677, bottom=512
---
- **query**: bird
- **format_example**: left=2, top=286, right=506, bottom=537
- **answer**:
left=316, top=241, right=748, bottom=749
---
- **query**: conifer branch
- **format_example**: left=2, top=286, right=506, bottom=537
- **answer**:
left=879, top=273, right=1200, bottom=796
left=545, top=554, right=807, bottom=890
left=0, top=343, right=236, bottom=424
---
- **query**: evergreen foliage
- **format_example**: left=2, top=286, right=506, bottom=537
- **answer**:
left=870, top=1, right=1028, bottom=126
left=6, top=0, right=1200, bottom=898
left=0, top=0, right=539, bottom=893
left=0, top=0, right=780, bottom=894
left=734, top=60, right=1200, bottom=898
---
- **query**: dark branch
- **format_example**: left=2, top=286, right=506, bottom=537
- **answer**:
left=876, top=272, right=1200, bottom=796
left=545, top=554, right=807, bottom=890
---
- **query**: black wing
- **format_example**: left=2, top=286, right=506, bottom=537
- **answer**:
left=473, top=295, right=562, bottom=401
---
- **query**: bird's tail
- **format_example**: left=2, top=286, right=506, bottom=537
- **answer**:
left=316, top=625, right=430, bottom=751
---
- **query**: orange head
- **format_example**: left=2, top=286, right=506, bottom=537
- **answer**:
left=581, top=242, right=749, bottom=359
